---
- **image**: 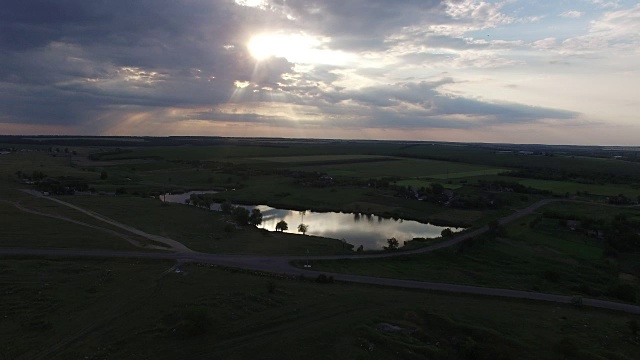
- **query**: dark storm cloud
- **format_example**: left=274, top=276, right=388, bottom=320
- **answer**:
left=195, top=77, right=577, bottom=130
left=0, top=0, right=580, bottom=133
left=320, top=79, right=578, bottom=128
left=274, top=0, right=445, bottom=50
left=0, top=0, right=297, bottom=126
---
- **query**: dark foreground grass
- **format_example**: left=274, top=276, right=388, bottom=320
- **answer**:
left=0, top=258, right=639, bottom=360
left=60, top=195, right=354, bottom=255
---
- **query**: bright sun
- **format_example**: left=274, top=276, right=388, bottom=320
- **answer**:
left=248, top=33, right=317, bottom=62
left=247, top=32, right=354, bottom=65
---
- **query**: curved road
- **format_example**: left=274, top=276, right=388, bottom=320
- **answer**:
left=4, top=194, right=640, bottom=315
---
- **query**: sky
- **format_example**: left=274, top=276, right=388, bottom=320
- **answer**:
left=0, top=0, right=639, bottom=145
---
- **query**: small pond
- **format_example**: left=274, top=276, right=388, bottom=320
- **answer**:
left=162, top=191, right=462, bottom=250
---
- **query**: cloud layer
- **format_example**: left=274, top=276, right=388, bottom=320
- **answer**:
left=0, top=0, right=638, bottom=144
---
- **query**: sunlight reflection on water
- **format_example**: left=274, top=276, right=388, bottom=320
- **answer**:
left=163, top=191, right=462, bottom=250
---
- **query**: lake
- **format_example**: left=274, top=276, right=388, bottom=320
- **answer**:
left=162, top=191, right=461, bottom=250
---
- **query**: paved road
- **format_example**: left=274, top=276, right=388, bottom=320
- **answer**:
left=5, top=194, right=640, bottom=315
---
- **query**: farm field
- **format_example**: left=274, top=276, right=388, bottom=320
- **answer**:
left=0, top=258, right=638, bottom=360
left=296, top=158, right=501, bottom=179
left=92, top=143, right=399, bottom=162
left=399, top=144, right=640, bottom=178
left=252, top=154, right=396, bottom=163
left=515, top=178, right=640, bottom=198
left=427, top=168, right=507, bottom=179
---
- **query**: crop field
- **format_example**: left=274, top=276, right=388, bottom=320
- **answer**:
left=0, top=258, right=638, bottom=360
left=253, top=154, right=396, bottom=163
left=399, top=144, right=640, bottom=178
left=296, top=158, right=501, bottom=179
left=515, top=178, right=640, bottom=198
left=427, top=168, right=508, bottom=179
left=94, top=144, right=396, bottom=162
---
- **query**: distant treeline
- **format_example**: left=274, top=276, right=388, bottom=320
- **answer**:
left=0, top=136, right=292, bottom=149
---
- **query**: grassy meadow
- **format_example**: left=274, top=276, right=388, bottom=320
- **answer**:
left=0, top=258, right=638, bottom=360
left=60, top=195, right=354, bottom=255
left=295, top=158, right=499, bottom=179
left=306, top=203, right=640, bottom=303
left=3, top=138, right=640, bottom=359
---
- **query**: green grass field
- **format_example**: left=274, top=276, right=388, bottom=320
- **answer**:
left=399, top=144, right=640, bottom=179
left=0, top=151, right=91, bottom=180
left=428, top=168, right=508, bottom=179
left=0, top=200, right=140, bottom=251
left=254, top=154, right=396, bottom=163
left=395, top=179, right=462, bottom=190
left=515, top=178, right=640, bottom=198
left=59, top=195, right=354, bottom=255
left=296, top=158, right=500, bottom=179
left=1, top=258, right=638, bottom=360
left=306, top=203, right=640, bottom=303
left=3, top=139, right=640, bottom=359
left=95, top=144, right=398, bottom=162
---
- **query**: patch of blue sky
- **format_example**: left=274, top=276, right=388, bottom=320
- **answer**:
left=465, top=1, right=601, bottom=43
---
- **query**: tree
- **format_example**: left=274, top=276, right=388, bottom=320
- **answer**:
left=384, top=237, right=399, bottom=250
left=629, top=319, right=639, bottom=336
left=232, top=206, right=250, bottom=225
left=488, top=220, right=506, bottom=236
left=441, top=228, right=454, bottom=237
left=249, top=208, right=263, bottom=227
left=430, top=182, right=445, bottom=195
left=297, top=223, right=308, bottom=235
left=220, top=201, right=234, bottom=214
left=100, top=171, right=108, bottom=180
left=275, top=220, right=288, bottom=232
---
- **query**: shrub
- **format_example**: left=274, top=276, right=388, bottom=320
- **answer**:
left=607, top=283, right=637, bottom=303
left=267, top=281, right=276, bottom=294
left=542, top=269, right=560, bottom=283
left=180, top=307, right=212, bottom=337
left=441, top=228, right=454, bottom=237
left=629, top=319, right=639, bottom=335
left=570, top=296, right=583, bottom=307
left=315, top=274, right=334, bottom=284
left=554, top=337, right=580, bottom=358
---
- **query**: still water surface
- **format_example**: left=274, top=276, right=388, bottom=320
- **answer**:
left=162, top=191, right=461, bottom=250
